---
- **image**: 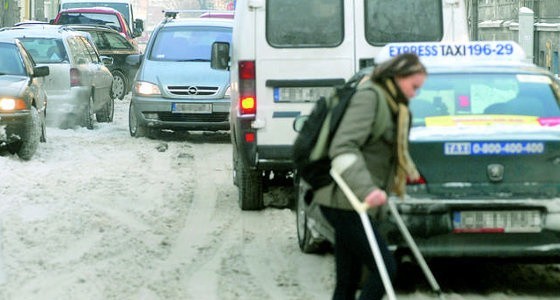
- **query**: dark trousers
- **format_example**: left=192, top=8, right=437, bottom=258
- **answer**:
left=321, top=206, right=397, bottom=300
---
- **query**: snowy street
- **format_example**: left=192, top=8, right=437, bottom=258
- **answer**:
left=0, top=97, right=559, bottom=299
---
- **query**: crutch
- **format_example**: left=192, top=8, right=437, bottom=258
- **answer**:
left=386, top=199, right=445, bottom=299
left=329, top=168, right=397, bottom=300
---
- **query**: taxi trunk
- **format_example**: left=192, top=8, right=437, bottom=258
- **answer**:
left=409, top=134, right=560, bottom=199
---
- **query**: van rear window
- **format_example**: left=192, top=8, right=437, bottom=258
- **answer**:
left=266, top=0, right=444, bottom=48
left=365, top=0, right=443, bottom=44
left=267, top=0, right=344, bottom=48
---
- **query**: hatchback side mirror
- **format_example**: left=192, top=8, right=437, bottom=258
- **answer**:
left=211, top=41, right=230, bottom=70
left=126, top=54, right=143, bottom=66
left=100, top=56, right=113, bottom=66
left=33, top=65, right=50, bottom=77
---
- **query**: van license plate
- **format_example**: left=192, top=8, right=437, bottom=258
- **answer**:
left=172, top=103, right=212, bottom=114
left=453, top=210, right=541, bottom=233
left=274, top=87, right=335, bottom=102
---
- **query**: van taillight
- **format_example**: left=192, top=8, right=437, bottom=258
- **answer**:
left=70, top=68, right=81, bottom=86
left=239, top=60, right=256, bottom=115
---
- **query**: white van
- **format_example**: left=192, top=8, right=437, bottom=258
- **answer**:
left=214, top=0, right=469, bottom=210
left=58, top=0, right=143, bottom=36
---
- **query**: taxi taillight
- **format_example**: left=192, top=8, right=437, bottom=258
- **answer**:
left=239, top=60, right=256, bottom=116
left=407, top=175, right=426, bottom=185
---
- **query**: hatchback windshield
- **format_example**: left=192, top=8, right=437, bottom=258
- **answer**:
left=149, top=26, right=231, bottom=61
left=411, top=73, right=560, bottom=126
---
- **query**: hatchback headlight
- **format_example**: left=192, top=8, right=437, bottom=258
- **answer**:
left=134, top=81, right=161, bottom=96
left=0, top=98, right=26, bottom=111
left=224, top=85, right=231, bottom=98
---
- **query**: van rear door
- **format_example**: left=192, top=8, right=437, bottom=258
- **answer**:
left=254, top=0, right=354, bottom=147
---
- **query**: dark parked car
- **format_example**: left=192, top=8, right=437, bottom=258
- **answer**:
left=0, top=37, right=49, bottom=160
left=67, top=24, right=140, bottom=99
left=296, top=41, right=560, bottom=262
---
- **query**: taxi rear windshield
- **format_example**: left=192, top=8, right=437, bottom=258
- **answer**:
left=410, top=73, right=560, bottom=126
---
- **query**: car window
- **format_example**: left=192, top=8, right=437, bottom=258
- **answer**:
left=19, top=38, right=67, bottom=63
left=410, top=73, right=560, bottom=126
left=67, top=36, right=92, bottom=64
left=63, top=3, right=130, bottom=25
left=79, top=36, right=100, bottom=63
left=59, top=13, right=122, bottom=32
left=91, top=30, right=133, bottom=51
left=149, top=26, right=232, bottom=61
left=365, top=0, right=443, bottom=45
left=266, top=0, right=343, bottom=48
left=0, top=43, right=25, bottom=75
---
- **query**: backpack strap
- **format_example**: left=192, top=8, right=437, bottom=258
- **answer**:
left=371, top=84, right=391, bottom=141
left=355, top=80, right=390, bottom=142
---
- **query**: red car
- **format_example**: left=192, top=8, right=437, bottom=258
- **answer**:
left=52, top=7, right=137, bottom=46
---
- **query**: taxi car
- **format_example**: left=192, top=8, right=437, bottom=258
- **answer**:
left=0, top=37, right=49, bottom=160
left=127, top=12, right=232, bottom=137
left=296, top=41, right=560, bottom=261
left=0, top=25, right=115, bottom=129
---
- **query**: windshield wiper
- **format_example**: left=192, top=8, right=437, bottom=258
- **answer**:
left=176, top=59, right=210, bottom=62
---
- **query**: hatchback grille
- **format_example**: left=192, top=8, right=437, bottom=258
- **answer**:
left=158, top=112, right=228, bottom=122
left=166, top=85, right=219, bottom=96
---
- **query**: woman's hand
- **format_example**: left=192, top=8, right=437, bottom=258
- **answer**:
left=364, top=189, right=387, bottom=208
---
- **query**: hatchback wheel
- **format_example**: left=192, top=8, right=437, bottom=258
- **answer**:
left=82, top=95, right=94, bottom=130
left=16, top=106, right=41, bottom=160
left=96, top=96, right=114, bottom=123
left=111, top=70, right=128, bottom=100
left=129, top=101, right=147, bottom=137
left=40, top=109, right=47, bottom=143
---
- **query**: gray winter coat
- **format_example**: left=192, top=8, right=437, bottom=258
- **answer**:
left=312, top=80, right=397, bottom=213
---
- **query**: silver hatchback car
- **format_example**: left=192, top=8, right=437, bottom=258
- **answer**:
left=127, top=15, right=232, bottom=137
left=0, top=25, right=115, bottom=129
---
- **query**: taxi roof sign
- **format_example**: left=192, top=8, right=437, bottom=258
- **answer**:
left=375, top=41, right=527, bottom=66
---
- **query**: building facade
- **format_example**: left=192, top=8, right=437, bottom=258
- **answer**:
left=472, top=0, right=560, bottom=74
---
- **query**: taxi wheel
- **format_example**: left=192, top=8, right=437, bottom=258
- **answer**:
left=82, top=94, right=94, bottom=130
left=111, top=70, right=128, bottom=100
left=296, top=178, right=329, bottom=253
left=17, top=106, right=41, bottom=160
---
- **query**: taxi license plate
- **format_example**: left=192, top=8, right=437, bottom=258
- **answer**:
left=172, top=103, right=212, bottom=114
left=453, top=210, right=541, bottom=233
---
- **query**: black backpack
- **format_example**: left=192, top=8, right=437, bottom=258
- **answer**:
left=292, top=72, right=369, bottom=191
